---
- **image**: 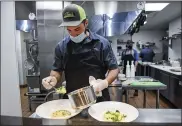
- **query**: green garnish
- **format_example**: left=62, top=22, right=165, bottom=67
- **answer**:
left=104, top=110, right=127, bottom=122
left=56, top=86, right=66, bottom=94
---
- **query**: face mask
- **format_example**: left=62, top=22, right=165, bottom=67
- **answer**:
left=70, top=31, right=87, bottom=43
left=128, top=45, right=132, bottom=49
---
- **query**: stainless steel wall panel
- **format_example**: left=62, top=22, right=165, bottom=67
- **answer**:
left=36, top=1, right=68, bottom=91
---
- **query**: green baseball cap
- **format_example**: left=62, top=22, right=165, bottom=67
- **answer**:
left=59, top=4, right=86, bottom=27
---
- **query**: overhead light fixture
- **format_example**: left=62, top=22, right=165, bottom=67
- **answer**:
left=94, top=1, right=118, bottom=18
left=145, top=3, right=169, bottom=11
left=36, top=1, right=63, bottom=10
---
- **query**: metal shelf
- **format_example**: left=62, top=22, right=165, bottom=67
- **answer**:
left=171, top=33, right=181, bottom=40
left=160, top=33, right=182, bottom=48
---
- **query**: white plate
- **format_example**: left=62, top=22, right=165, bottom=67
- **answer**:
left=120, top=78, right=127, bottom=81
left=88, top=101, right=139, bottom=122
left=35, top=99, right=82, bottom=119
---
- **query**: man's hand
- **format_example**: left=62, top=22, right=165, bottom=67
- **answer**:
left=89, top=76, right=108, bottom=92
left=42, top=76, right=57, bottom=90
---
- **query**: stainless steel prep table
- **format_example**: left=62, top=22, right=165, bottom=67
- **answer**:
left=109, top=76, right=167, bottom=108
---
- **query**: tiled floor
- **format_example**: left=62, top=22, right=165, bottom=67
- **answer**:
left=20, top=87, right=173, bottom=117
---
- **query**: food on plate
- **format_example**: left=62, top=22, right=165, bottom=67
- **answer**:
left=51, top=110, right=71, bottom=118
left=104, top=110, right=127, bottom=122
left=56, top=86, right=66, bottom=94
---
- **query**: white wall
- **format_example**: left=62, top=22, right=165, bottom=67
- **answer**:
left=109, top=30, right=165, bottom=62
left=1, top=2, right=22, bottom=117
left=132, top=31, right=165, bottom=53
left=168, top=17, right=181, bottom=60
left=16, top=31, right=30, bottom=85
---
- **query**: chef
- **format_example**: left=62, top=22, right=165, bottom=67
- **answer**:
left=42, top=4, right=119, bottom=102
left=121, top=41, right=139, bottom=96
left=140, top=43, right=155, bottom=62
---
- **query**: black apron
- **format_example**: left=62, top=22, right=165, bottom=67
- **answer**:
left=63, top=40, right=110, bottom=102
left=122, top=50, right=135, bottom=74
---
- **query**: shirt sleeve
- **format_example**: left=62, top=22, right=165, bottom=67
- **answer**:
left=134, top=50, right=139, bottom=61
left=103, top=41, right=118, bottom=70
left=52, top=44, right=65, bottom=72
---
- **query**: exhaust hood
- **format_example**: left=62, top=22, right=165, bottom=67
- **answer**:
left=88, top=10, right=142, bottom=37
left=34, top=1, right=145, bottom=37
left=71, top=1, right=143, bottom=37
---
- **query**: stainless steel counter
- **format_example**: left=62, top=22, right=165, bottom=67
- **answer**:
left=29, top=109, right=182, bottom=125
left=138, top=61, right=181, bottom=76
left=149, top=65, right=181, bottom=76
left=134, top=109, right=181, bottom=123
left=1, top=109, right=181, bottom=125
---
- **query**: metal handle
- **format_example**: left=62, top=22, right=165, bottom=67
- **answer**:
left=48, top=82, right=57, bottom=90
left=44, top=91, right=56, bottom=102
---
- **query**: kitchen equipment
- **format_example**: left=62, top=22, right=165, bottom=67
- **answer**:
left=24, top=58, right=35, bottom=70
left=88, top=101, right=139, bottom=122
left=118, top=73, right=125, bottom=78
left=67, top=86, right=96, bottom=110
left=170, top=67, right=181, bottom=72
left=126, top=61, right=131, bottom=78
left=155, top=60, right=170, bottom=66
left=170, top=61, right=180, bottom=67
left=35, top=99, right=82, bottom=119
left=120, top=78, right=127, bottom=81
left=48, top=83, right=57, bottom=90
left=118, top=66, right=124, bottom=74
left=44, top=86, right=65, bottom=102
left=118, top=74, right=127, bottom=81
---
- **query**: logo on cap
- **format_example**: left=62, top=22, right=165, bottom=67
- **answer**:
left=64, top=12, right=75, bottom=18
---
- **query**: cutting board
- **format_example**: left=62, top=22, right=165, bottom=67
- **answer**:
left=131, top=81, right=164, bottom=86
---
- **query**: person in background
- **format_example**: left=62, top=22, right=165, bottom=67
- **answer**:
left=121, top=41, right=139, bottom=96
left=41, top=4, right=119, bottom=102
left=140, top=43, right=155, bottom=62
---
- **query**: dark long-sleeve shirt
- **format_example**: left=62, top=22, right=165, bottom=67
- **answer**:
left=52, top=30, right=118, bottom=72
left=140, top=48, right=155, bottom=62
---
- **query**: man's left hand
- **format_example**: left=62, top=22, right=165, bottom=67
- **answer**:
left=89, top=76, right=109, bottom=92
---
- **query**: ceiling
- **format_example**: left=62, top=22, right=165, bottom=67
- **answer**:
left=15, top=1, right=181, bottom=31
left=140, top=1, right=181, bottom=30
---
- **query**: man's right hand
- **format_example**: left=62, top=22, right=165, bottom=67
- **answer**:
left=42, top=76, right=57, bottom=90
